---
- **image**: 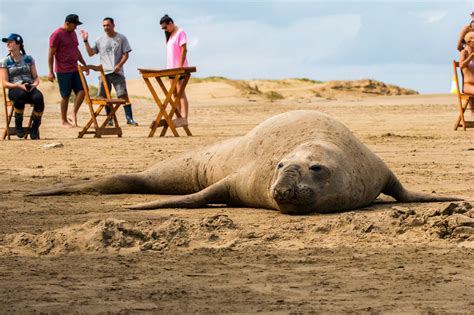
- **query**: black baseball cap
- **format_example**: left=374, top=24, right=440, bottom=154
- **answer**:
left=1, top=33, right=23, bottom=44
left=65, top=14, right=83, bottom=25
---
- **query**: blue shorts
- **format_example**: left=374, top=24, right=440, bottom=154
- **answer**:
left=56, top=71, right=83, bottom=98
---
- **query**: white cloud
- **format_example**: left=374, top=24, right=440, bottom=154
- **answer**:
left=414, top=10, right=447, bottom=24
left=187, top=14, right=362, bottom=79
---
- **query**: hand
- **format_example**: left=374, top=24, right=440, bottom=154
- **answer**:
left=26, top=83, right=35, bottom=91
left=113, top=65, right=121, bottom=73
left=48, top=72, right=55, bottom=82
left=80, top=30, right=88, bottom=42
left=17, top=83, right=28, bottom=91
left=85, top=68, right=90, bottom=76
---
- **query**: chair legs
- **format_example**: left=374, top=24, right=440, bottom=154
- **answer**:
left=78, top=103, right=123, bottom=138
left=3, top=105, right=35, bottom=140
left=455, top=97, right=474, bottom=131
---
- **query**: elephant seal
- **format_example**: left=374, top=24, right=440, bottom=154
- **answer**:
left=29, top=110, right=460, bottom=214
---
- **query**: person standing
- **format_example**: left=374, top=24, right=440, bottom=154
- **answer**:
left=160, top=14, right=189, bottom=127
left=0, top=33, right=44, bottom=139
left=48, top=14, right=88, bottom=127
left=81, top=17, right=138, bottom=126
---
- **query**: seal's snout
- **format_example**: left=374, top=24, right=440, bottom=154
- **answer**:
left=272, top=164, right=302, bottom=202
left=272, top=186, right=295, bottom=201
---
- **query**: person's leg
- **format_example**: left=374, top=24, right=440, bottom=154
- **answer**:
left=56, top=72, right=73, bottom=127
left=176, top=78, right=189, bottom=126
left=8, top=88, right=27, bottom=138
left=122, top=96, right=138, bottom=126
left=113, top=74, right=138, bottom=126
left=99, top=74, right=112, bottom=115
left=97, top=74, right=114, bottom=126
left=70, top=72, right=85, bottom=127
left=463, top=83, right=474, bottom=119
left=27, top=88, right=45, bottom=140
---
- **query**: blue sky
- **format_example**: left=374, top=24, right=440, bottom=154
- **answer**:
left=0, top=0, right=472, bottom=93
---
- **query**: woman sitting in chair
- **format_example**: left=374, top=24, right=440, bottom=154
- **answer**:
left=0, top=33, right=44, bottom=139
left=460, top=32, right=474, bottom=119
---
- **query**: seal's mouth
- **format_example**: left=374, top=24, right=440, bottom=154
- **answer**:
left=272, top=184, right=316, bottom=214
left=272, top=184, right=314, bottom=204
left=276, top=201, right=314, bottom=215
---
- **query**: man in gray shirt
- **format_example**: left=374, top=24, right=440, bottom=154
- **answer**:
left=81, top=17, right=138, bottom=126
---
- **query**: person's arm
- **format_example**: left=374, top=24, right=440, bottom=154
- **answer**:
left=30, top=62, right=40, bottom=88
left=457, top=26, right=469, bottom=52
left=77, top=50, right=90, bottom=76
left=179, top=43, right=187, bottom=68
left=80, top=30, right=95, bottom=57
left=459, top=49, right=474, bottom=69
left=0, top=67, right=27, bottom=90
left=48, top=46, right=56, bottom=82
left=114, top=52, right=129, bottom=73
left=78, top=50, right=86, bottom=66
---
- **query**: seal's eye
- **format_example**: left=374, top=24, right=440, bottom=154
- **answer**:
left=310, top=164, right=322, bottom=172
left=277, top=162, right=284, bottom=169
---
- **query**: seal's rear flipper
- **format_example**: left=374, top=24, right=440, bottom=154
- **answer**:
left=27, top=174, right=154, bottom=196
left=27, top=183, right=89, bottom=196
left=128, top=177, right=231, bottom=210
left=382, top=174, right=463, bottom=203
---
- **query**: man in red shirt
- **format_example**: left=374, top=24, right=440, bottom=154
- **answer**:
left=48, top=14, right=88, bottom=127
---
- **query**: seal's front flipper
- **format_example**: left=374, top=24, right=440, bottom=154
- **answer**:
left=128, top=177, right=231, bottom=210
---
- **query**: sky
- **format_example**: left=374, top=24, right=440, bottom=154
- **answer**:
left=0, top=0, right=473, bottom=93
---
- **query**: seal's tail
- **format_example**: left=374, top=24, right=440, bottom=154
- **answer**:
left=382, top=174, right=463, bottom=203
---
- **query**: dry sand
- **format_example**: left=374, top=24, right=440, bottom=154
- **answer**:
left=0, top=78, right=473, bottom=313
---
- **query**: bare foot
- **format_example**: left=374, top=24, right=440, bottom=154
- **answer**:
left=172, top=118, right=188, bottom=128
left=67, top=116, right=78, bottom=127
left=61, top=121, right=74, bottom=128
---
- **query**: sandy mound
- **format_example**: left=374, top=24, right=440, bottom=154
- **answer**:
left=0, top=215, right=237, bottom=256
left=319, top=79, right=418, bottom=96
left=120, top=77, right=419, bottom=104
left=1, top=77, right=417, bottom=107
left=2, top=202, right=472, bottom=256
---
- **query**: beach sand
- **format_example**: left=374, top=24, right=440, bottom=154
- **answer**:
left=0, top=78, right=473, bottom=313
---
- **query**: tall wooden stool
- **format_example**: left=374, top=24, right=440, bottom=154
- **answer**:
left=138, top=67, right=196, bottom=137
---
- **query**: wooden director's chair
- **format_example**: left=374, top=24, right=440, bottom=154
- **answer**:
left=138, top=67, right=196, bottom=137
left=452, top=60, right=474, bottom=130
left=77, top=64, right=129, bottom=138
left=2, top=83, right=34, bottom=140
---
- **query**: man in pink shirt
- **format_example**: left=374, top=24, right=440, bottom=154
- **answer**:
left=48, top=14, right=88, bottom=127
left=160, top=14, right=189, bottom=128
